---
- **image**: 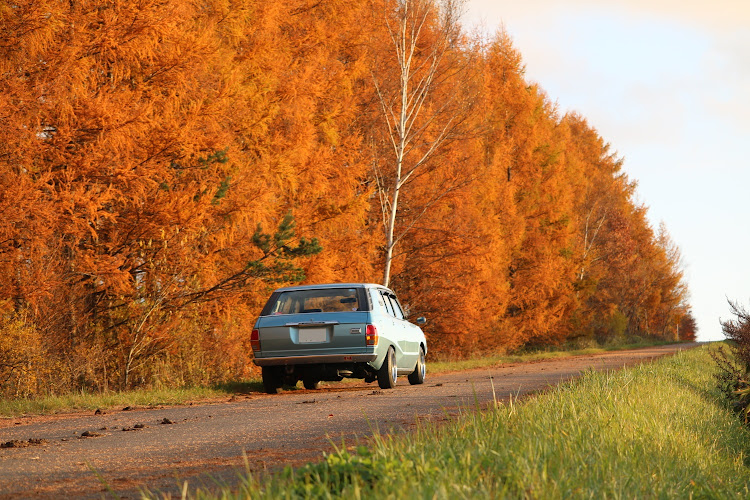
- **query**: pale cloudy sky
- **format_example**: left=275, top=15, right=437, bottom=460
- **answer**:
left=465, top=0, right=750, bottom=341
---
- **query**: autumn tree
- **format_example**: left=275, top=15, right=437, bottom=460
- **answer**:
left=561, top=113, right=634, bottom=343
left=369, top=0, right=477, bottom=287
left=466, top=32, right=579, bottom=349
left=561, top=114, right=690, bottom=344
left=0, top=0, right=330, bottom=390
left=679, top=312, right=697, bottom=342
left=0, top=0, right=695, bottom=391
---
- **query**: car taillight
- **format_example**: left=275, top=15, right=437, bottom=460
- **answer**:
left=251, top=329, right=261, bottom=353
left=365, top=324, right=378, bottom=346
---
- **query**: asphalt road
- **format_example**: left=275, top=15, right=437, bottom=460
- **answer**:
left=0, top=343, right=698, bottom=498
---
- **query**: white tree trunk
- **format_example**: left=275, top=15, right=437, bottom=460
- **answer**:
left=373, top=0, right=469, bottom=287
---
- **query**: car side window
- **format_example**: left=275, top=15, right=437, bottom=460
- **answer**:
left=380, top=291, right=395, bottom=317
left=369, top=288, right=384, bottom=313
left=388, top=294, right=405, bottom=320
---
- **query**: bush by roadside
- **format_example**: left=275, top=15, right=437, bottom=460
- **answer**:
left=713, top=299, right=750, bottom=422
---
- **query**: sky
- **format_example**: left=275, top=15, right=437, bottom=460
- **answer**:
left=464, top=0, right=750, bottom=341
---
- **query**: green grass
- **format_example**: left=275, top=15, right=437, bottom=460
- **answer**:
left=428, top=338, right=678, bottom=373
left=171, top=344, right=750, bottom=499
left=0, top=385, right=257, bottom=418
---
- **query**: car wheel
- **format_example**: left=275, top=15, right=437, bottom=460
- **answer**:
left=303, top=378, right=320, bottom=390
left=408, top=346, right=426, bottom=385
left=377, top=347, right=397, bottom=389
left=262, top=366, right=282, bottom=394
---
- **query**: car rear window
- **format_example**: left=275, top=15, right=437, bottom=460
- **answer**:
left=266, top=288, right=363, bottom=315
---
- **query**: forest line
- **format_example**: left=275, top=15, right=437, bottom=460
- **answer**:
left=0, top=0, right=695, bottom=396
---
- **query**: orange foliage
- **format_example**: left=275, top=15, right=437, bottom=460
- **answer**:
left=0, top=0, right=692, bottom=392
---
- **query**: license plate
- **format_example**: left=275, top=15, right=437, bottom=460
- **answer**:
left=299, top=327, right=328, bottom=343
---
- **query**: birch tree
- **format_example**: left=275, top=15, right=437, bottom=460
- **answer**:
left=370, top=0, right=474, bottom=287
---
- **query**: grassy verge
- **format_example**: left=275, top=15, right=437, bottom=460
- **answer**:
left=0, top=340, right=681, bottom=418
left=0, top=383, right=262, bottom=419
left=428, top=339, right=679, bottom=373
left=176, top=344, right=750, bottom=499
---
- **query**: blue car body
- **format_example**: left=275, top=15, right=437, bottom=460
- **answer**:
left=252, top=283, right=427, bottom=393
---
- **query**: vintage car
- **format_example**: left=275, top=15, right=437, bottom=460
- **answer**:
left=251, top=283, right=427, bottom=394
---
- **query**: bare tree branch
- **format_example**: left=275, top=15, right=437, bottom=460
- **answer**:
left=370, top=0, right=475, bottom=287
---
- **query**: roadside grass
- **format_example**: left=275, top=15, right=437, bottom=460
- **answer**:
left=173, top=344, right=750, bottom=499
left=0, top=339, right=681, bottom=418
left=428, top=338, right=679, bottom=373
left=0, top=384, right=261, bottom=418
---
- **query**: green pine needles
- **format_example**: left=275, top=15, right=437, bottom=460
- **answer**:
left=248, top=213, right=323, bottom=284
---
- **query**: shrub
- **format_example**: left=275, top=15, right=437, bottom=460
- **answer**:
left=713, top=299, right=750, bottom=421
left=0, top=315, right=45, bottom=397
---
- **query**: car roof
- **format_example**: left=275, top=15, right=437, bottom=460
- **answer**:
left=272, top=283, right=388, bottom=293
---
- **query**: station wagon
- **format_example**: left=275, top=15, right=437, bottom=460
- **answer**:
left=252, top=283, right=427, bottom=393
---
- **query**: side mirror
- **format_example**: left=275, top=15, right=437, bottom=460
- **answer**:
left=416, top=316, right=427, bottom=325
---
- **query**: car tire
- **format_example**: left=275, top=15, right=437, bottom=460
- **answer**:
left=408, top=346, right=426, bottom=385
left=303, top=378, right=320, bottom=390
left=377, top=347, right=397, bottom=389
left=262, top=366, right=282, bottom=394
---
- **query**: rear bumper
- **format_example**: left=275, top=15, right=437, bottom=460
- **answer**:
left=253, top=353, right=377, bottom=366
